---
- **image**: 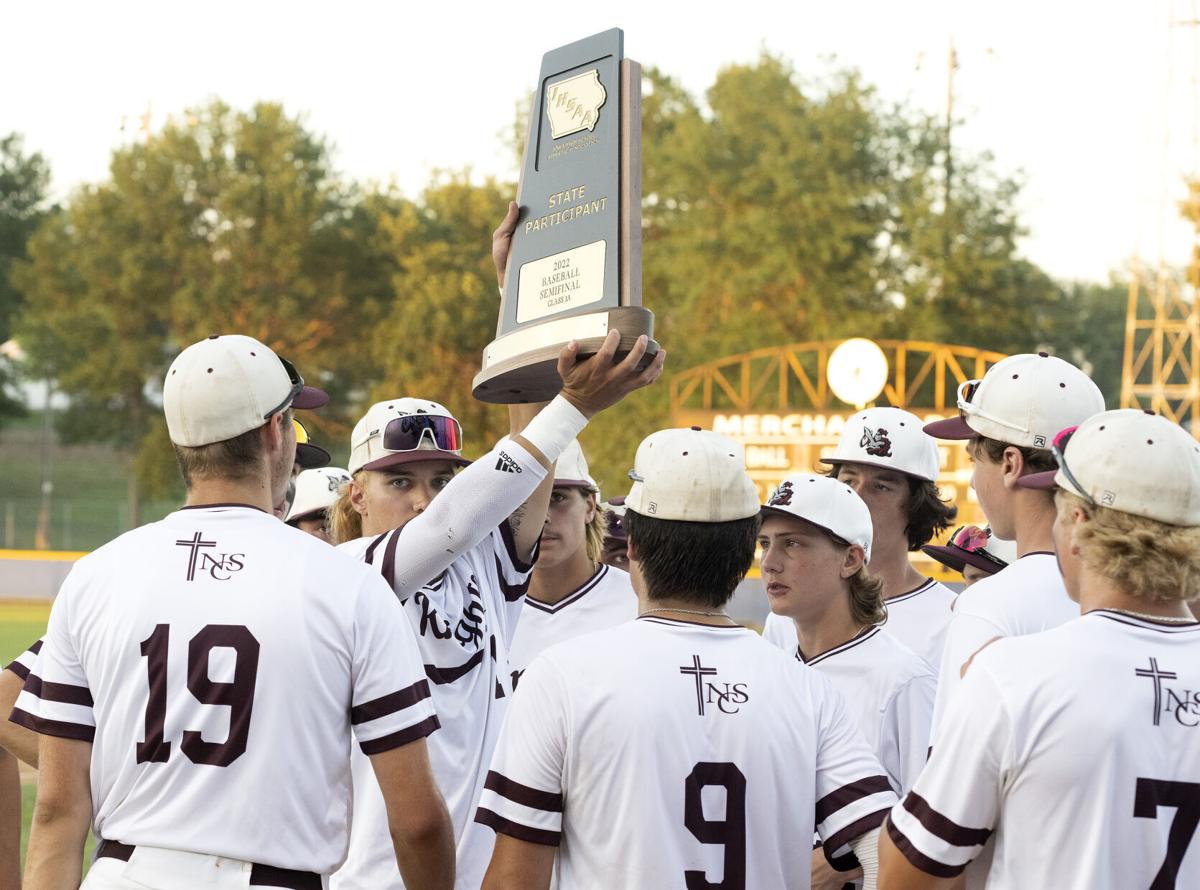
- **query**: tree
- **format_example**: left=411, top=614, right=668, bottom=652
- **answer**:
left=14, top=102, right=392, bottom=521
left=0, top=134, right=54, bottom=426
left=364, top=175, right=512, bottom=456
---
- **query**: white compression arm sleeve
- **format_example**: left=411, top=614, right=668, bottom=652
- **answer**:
left=849, top=826, right=882, bottom=890
left=374, top=437, right=547, bottom=599
left=514, top=394, right=588, bottom=464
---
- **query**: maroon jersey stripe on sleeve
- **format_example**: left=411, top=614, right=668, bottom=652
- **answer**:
left=822, top=809, right=891, bottom=866
left=484, top=770, right=564, bottom=812
left=885, top=816, right=967, bottom=879
left=24, top=674, right=94, bottom=707
left=10, top=707, right=95, bottom=743
left=357, top=714, right=440, bottom=756
left=901, top=791, right=993, bottom=848
left=474, top=807, right=561, bottom=847
left=351, top=680, right=432, bottom=724
left=815, top=775, right=892, bottom=824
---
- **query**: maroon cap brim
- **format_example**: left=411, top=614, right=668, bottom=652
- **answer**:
left=362, top=450, right=471, bottom=472
left=296, top=442, right=331, bottom=470
left=1017, top=470, right=1059, bottom=490
left=292, top=386, right=329, bottom=410
left=921, top=544, right=1006, bottom=576
left=922, top=415, right=976, bottom=440
left=607, top=496, right=626, bottom=507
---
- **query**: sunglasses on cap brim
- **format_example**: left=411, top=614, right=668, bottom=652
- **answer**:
left=380, top=413, right=464, bottom=454
left=265, top=357, right=306, bottom=419
left=949, top=525, right=1008, bottom=568
left=953, top=378, right=1032, bottom=437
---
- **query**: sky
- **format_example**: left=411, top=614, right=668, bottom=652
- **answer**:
left=4, top=0, right=1199, bottom=284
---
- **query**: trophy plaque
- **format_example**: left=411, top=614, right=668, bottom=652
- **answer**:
left=473, top=28, right=659, bottom=404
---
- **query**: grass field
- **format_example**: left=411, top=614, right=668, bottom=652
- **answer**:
left=0, top=601, right=95, bottom=872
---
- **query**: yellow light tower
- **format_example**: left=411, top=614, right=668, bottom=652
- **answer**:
left=1121, top=9, right=1200, bottom=432
left=1120, top=259, right=1200, bottom=433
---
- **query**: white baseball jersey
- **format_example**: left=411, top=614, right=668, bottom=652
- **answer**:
left=507, top=564, right=637, bottom=688
left=930, top=553, right=1077, bottom=738
left=763, top=624, right=936, bottom=795
left=888, top=610, right=1200, bottom=889
left=880, top=577, right=956, bottom=667
left=333, top=438, right=546, bottom=890
left=10, top=505, right=436, bottom=875
left=476, top=616, right=898, bottom=888
left=765, top=580, right=954, bottom=669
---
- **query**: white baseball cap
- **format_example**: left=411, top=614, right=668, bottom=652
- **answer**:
left=924, top=352, right=1104, bottom=449
left=761, top=473, right=874, bottom=561
left=163, top=334, right=328, bottom=447
left=285, top=467, right=351, bottom=524
left=625, top=428, right=760, bottom=522
left=555, top=440, right=599, bottom=492
left=1022, top=409, right=1200, bottom=526
left=348, top=397, right=471, bottom=475
left=822, top=407, right=941, bottom=482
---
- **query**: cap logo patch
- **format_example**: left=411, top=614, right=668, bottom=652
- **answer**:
left=767, top=481, right=795, bottom=507
left=1033, top=435, right=1047, bottom=448
left=1101, top=490, right=1116, bottom=506
left=860, top=426, right=893, bottom=458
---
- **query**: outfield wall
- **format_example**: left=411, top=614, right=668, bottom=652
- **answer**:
left=0, top=550, right=84, bottom=600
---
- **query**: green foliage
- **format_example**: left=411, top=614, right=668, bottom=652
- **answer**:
left=0, top=134, right=55, bottom=428
left=12, top=102, right=395, bottom=516
left=6, top=58, right=1139, bottom=530
left=363, top=175, right=512, bottom=455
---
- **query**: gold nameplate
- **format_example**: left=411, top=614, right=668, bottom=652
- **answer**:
left=517, top=240, right=607, bottom=324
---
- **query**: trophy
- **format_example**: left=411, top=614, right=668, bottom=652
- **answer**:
left=473, top=28, right=659, bottom=404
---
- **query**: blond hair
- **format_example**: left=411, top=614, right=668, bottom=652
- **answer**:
left=584, top=494, right=605, bottom=563
left=329, top=473, right=364, bottom=545
left=1056, top=491, right=1200, bottom=604
left=849, top=566, right=887, bottom=626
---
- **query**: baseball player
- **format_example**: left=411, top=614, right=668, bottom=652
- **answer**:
left=476, top=429, right=898, bottom=890
left=15, top=335, right=455, bottom=889
left=286, top=466, right=351, bottom=542
left=759, top=472, right=936, bottom=890
left=923, top=352, right=1104, bottom=738
left=329, top=335, right=664, bottom=890
left=881, top=409, right=1200, bottom=889
left=507, top=440, right=636, bottom=689
left=762, top=407, right=957, bottom=665
left=920, top=525, right=1016, bottom=588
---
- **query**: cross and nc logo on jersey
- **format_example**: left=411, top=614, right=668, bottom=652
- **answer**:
left=1136, top=657, right=1199, bottom=728
left=175, top=533, right=246, bottom=582
left=679, top=655, right=749, bottom=716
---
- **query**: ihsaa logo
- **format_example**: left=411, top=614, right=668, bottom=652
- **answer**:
left=546, top=70, right=607, bottom=139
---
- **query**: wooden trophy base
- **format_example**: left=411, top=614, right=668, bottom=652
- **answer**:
left=472, top=306, right=658, bottom=404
